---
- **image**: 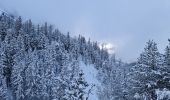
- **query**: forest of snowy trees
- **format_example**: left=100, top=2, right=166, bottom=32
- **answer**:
left=0, top=12, right=170, bottom=100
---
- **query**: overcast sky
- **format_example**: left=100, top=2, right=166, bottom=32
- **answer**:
left=1, top=0, right=170, bottom=62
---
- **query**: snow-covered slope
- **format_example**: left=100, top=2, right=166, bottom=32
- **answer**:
left=79, top=61, right=101, bottom=100
left=156, top=89, right=170, bottom=100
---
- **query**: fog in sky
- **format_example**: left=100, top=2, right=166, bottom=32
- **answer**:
left=1, top=0, right=170, bottom=62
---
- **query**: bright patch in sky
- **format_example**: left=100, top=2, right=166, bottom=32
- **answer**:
left=99, top=43, right=117, bottom=54
left=1, top=0, right=170, bottom=61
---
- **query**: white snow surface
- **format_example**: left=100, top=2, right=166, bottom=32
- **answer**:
left=79, top=61, right=101, bottom=100
left=156, top=88, right=170, bottom=100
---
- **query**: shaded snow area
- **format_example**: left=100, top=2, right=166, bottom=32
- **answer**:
left=156, top=89, right=170, bottom=100
left=79, top=61, right=101, bottom=100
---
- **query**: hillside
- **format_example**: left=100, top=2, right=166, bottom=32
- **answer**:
left=0, top=12, right=170, bottom=100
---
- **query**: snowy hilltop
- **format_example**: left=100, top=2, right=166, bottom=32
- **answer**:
left=0, top=12, right=170, bottom=100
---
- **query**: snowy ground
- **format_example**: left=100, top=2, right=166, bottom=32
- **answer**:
left=79, top=61, right=101, bottom=100
left=156, top=88, right=170, bottom=100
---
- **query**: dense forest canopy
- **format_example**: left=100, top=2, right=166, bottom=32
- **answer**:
left=0, top=12, right=170, bottom=100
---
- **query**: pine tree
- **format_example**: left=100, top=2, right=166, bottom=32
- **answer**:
left=129, top=40, right=161, bottom=100
left=64, top=70, right=88, bottom=100
left=0, top=13, right=8, bottom=41
left=164, top=39, right=170, bottom=66
left=15, top=16, right=22, bottom=37
left=156, top=39, right=170, bottom=96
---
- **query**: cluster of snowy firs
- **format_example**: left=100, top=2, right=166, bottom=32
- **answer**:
left=0, top=13, right=170, bottom=100
left=0, top=12, right=109, bottom=100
